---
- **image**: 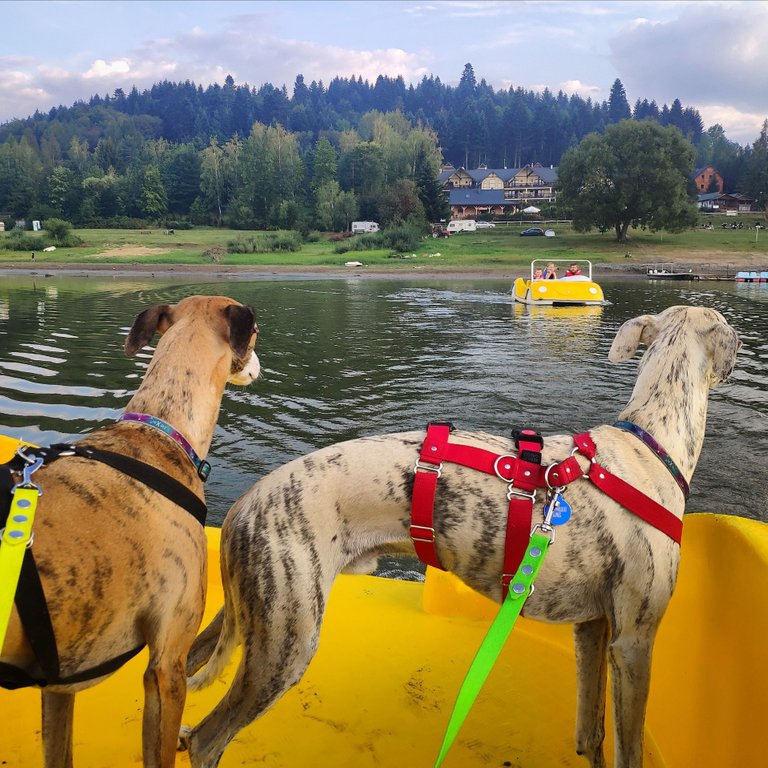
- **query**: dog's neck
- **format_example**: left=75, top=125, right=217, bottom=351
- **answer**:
left=124, top=333, right=227, bottom=458
left=615, top=344, right=710, bottom=481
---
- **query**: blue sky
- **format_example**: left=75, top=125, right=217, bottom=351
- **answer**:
left=1, top=0, right=766, bottom=144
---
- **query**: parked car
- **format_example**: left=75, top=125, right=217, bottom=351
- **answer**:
left=520, top=227, right=545, bottom=237
left=475, top=221, right=496, bottom=229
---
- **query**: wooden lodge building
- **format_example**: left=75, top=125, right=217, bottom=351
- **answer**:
left=440, top=163, right=558, bottom=219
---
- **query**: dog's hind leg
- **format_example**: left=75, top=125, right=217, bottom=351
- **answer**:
left=142, top=649, right=191, bottom=768
left=187, top=607, right=224, bottom=677
left=573, top=618, right=609, bottom=768
left=186, top=613, right=322, bottom=768
left=608, top=627, right=657, bottom=768
left=42, top=690, right=75, bottom=768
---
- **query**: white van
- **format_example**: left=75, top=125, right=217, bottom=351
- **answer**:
left=446, top=219, right=477, bottom=233
left=351, top=221, right=380, bottom=234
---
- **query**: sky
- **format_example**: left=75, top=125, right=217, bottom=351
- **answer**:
left=1, top=0, right=766, bottom=145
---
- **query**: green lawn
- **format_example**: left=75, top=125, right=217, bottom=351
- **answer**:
left=1, top=219, right=766, bottom=272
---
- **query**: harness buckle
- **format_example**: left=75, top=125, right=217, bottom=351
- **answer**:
left=427, top=420, right=455, bottom=432
left=512, top=429, right=544, bottom=465
left=414, top=459, right=443, bottom=478
left=409, top=524, right=436, bottom=543
left=506, top=485, right=537, bottom=502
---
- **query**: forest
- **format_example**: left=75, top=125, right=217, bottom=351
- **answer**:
left=0, top=63, right=764, bottom=232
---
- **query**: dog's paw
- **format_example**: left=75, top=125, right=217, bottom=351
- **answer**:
left=177, top=726, right=192, bottom=752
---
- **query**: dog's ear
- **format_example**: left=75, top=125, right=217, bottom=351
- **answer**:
left=608, top=315, right=659, bottom=362
left=225, top=303, right=257, bottom=360
left=124, top=304, right=173, bottom=356
left=709, top=323, right=741, bottom=385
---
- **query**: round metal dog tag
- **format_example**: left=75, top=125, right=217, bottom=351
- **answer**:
left=549, top=498, right=572, bottom=526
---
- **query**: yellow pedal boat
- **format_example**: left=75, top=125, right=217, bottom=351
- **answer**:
left=1, top=435, right=766, bottom=767
left=513, top=259, right=609, bottom=306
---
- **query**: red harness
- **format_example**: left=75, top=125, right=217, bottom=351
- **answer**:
left=411, top=423, right=683, bottom=598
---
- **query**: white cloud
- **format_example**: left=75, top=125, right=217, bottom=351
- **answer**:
left=84, top=59, right=131, bottom=80
left=558, top=79, right=601, bottom=99
left=610, top=3, right=768, bottom=142
left=699, top=105, right=766, bottom=147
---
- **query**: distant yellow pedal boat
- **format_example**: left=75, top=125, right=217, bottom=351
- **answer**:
left=1, top=434, right=765, bottom=767
left=513, top=259, right=609, bottom=306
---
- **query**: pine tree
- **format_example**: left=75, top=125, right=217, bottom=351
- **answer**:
left=608, top=79, right=631, bottom=123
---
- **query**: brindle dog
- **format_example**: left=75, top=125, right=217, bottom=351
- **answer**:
left=182, top=306, right=739, bottom=768
left=1, top=296, right=260, bottom=768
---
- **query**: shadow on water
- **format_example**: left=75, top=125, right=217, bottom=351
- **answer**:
left=0, top=274, right=766, bottom=538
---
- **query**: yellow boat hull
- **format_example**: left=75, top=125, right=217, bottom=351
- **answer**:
left=513, top=277, right=607, bottom=306
left=1, top=437, right=766, bottom=766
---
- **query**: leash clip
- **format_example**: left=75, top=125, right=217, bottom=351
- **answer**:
left=12, top=451, right=44, bottom=494
left=530, top=522, right=556, bottom=543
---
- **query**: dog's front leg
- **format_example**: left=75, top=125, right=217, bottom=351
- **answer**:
left=608, top=629, right=656, bottom=768
left=42, top=690, right=75, bottom=768
left=142, top=653, right=188, bottom=768
left=573, top=618, right=609, bottom=768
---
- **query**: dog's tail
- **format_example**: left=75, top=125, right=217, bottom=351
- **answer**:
left=186, top=606, right=237, bottom=691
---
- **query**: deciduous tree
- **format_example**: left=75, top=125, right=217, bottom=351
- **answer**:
left=558, top=120, right=699, bottom=242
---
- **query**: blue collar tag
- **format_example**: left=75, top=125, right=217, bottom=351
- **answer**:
left=548, top=496, right=572, bottom=526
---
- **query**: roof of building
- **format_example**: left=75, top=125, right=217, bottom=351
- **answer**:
left=692, top=166, right=721, bottom=179
left=440, top=165, right=558, bottom=184
left=698, top=192, right=754, bottom=202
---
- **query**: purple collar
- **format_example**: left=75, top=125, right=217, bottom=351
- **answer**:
left=118, top=413, right=211, bottom=482
left=613, top=421, right=689, bottom=500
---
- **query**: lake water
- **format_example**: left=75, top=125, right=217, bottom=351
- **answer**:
left=0, top=273, right=766, bottom=535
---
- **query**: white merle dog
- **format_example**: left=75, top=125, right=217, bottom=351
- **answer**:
left=181, top=306, right=740, bottom=768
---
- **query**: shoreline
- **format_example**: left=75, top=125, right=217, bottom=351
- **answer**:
left=0, top=259, right=754, bottom=281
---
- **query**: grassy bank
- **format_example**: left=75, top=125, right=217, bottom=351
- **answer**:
left=1, top=220, right=766, bottom=272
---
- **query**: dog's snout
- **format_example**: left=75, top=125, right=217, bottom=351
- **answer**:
left=228, top=351, right=261, bottom=386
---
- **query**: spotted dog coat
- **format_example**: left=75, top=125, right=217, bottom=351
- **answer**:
left=0, top=296, right=260, bottom=768
left=182, top=306, right=740, bottom=768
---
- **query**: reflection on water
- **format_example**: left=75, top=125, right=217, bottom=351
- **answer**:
left=0, top=274, right=766, bottom=526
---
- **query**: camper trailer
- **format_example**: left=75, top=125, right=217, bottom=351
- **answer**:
left=351, top=221, right=380, bottom=234
left=446, top=219, right=477, bottom=233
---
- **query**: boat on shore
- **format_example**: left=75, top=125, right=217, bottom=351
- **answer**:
left=736, top=270, right=768, bottom=283
left=645, top=263, right=700, bottom=280
left=1, top=434, right=766, bottom=767
left=512, top=259, right=608, bottom=306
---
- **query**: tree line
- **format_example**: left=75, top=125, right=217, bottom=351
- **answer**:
left=0, top=64, right=765, bottom=230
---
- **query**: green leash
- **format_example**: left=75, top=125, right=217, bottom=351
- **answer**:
left=433, top=530, right=553, bottom=767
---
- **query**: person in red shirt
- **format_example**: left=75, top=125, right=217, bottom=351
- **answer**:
left=566, top=263, right=582, bottom=277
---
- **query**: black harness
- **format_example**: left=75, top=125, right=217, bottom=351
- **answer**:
left=0, top=443, right=207, bottom=690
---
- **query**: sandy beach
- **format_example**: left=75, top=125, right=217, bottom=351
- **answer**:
left=0, top=247, right=761, bottom=280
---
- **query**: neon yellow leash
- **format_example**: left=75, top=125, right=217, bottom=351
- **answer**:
left=433, top=485, right=570, bottom=767
left=0, top=454, right=43, bottom=651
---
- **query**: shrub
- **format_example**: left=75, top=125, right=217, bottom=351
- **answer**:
left=80, top=217, right=153, bottom=229
left=44, top=218, right=72, bottom=242
left=162, top=219, right=192, bottom=230
left=0, top=230, right=50, bottom=251
left=347, top=222, right=424, bottom=253
left=227, top=231, right=303, bottom=254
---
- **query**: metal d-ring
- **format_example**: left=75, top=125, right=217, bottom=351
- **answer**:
left=543, top=463, right=567, bottom=492
left=493, top=454, right=517, bottom=482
